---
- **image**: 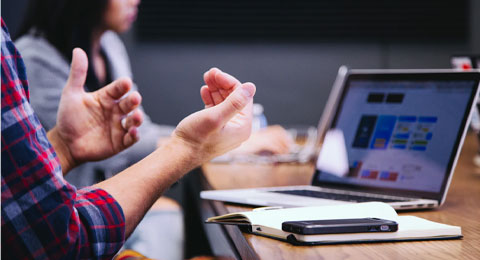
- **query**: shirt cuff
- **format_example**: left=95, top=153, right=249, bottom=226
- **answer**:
left=76, top=187, right=126, bottom=258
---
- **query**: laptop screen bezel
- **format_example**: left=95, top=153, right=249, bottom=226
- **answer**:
left=311, top=70, right=480, bottom=201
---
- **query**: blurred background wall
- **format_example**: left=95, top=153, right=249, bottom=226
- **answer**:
left=3, top=0, right=480, bottom=127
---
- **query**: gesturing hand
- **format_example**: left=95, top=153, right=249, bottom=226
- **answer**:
left=172, top=68, right=256, bottom=164
left=49, top=48, right=143, bottom=173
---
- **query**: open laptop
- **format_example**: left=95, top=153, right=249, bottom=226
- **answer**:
left=201, top=67, right=480, bottom=210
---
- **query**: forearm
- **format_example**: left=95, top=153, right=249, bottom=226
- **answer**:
left=94, top=137, right=200, bottom=237
left=47, top=127, right=77, bottom=175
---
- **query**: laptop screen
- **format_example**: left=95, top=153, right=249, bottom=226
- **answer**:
left=313, top=72, right=479, bottom=200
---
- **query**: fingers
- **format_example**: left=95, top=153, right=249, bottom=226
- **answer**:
left=203, top=68, right=241, bottom=105
left=211, top=82, right=256, bottom=124
left=65, top=48, right=88, bottom=93
left=100, top=78, right=133, bottom=100
left=261, top=136, right=290, bottom=154
left=94, top=77, right=141, bottom=149
left=257, top=143, right=288, bottom=155
left=121, top=110, right=143, bottom=148
left=274, top=128, right=294, bottom=153
left=200, top=85, right=214, bottom=108
left=97, top=77, right=140, bottom=116
left=204, top=68, right=224, bottom=105
left=123, top=126, right=140, bottom=148
left=214, top=70, right=240, bottom=91
left=118, top=90, right=142, bottom=114
left=119, top=94, right=142, bottom=149
left=271, top=137, right=291, bottom=154
left=266, top=125, right=294, bottom=152
left=238, top=126, right=292, bottom=155
left=122, top=109, right=143, bottom=130
left=203, top=68, right=221, bottom=91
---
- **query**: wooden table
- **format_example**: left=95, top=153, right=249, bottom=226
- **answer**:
left=199, top=133, right=480, bottom=260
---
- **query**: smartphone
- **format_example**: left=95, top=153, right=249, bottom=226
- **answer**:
left=282, top=218, right=398, bottom=235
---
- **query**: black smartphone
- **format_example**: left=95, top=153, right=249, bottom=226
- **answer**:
left=282, top=218, right=398, bottom=235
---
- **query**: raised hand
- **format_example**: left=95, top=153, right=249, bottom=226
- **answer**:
left=172, top=68, right=256, bottom=163
left=49, top=48, right=143, bottom=173
left=201, top=69, right=292, bottom=156
left=94, top=68, right=255, bottom=236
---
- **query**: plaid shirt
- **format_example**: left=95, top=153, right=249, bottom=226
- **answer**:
left=1, top=20, right=125, bottom=259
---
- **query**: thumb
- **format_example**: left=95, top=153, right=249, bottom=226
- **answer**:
left=65, top=48, right=88, bottom=93
left=211, top=82, right=256, bottom=123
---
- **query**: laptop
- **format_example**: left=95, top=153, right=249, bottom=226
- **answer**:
left=201, top=67, right=480, bottom=210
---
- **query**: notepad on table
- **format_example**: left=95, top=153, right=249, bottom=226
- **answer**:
left=206, top=202, right=462, bottom=245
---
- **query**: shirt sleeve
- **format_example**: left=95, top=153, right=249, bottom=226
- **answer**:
left=1, top=21, right=126, bottom=260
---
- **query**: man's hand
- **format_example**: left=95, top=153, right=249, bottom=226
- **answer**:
left=48, top=48, right=143, bottom=174
left=94, top=68, right=255, bottom=236
left=172, top=68, right=256, bottom=164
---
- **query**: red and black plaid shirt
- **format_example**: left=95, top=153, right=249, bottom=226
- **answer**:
left=1, top=19, right=125, bottom=259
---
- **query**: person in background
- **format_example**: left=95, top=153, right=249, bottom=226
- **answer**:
left=15, top=0, right=291, bottom=188
left=15, top=0, right=290, bottom=258
left=2, top=16, right=257, bottom=258
left=15, top=0, right=176, bottom=189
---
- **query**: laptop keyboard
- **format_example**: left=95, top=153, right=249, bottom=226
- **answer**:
left=272, top=189, right=410, bottom=203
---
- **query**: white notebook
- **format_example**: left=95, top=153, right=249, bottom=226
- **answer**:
left=206, top=202, right=462, bottom=245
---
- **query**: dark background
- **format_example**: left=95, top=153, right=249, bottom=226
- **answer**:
left=3, top=0, right=480, bottom=127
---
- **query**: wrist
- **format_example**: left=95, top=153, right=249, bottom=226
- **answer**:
left=165, top=135, right=203, bottom=168
left=47, top=127, right=77, bottom=175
